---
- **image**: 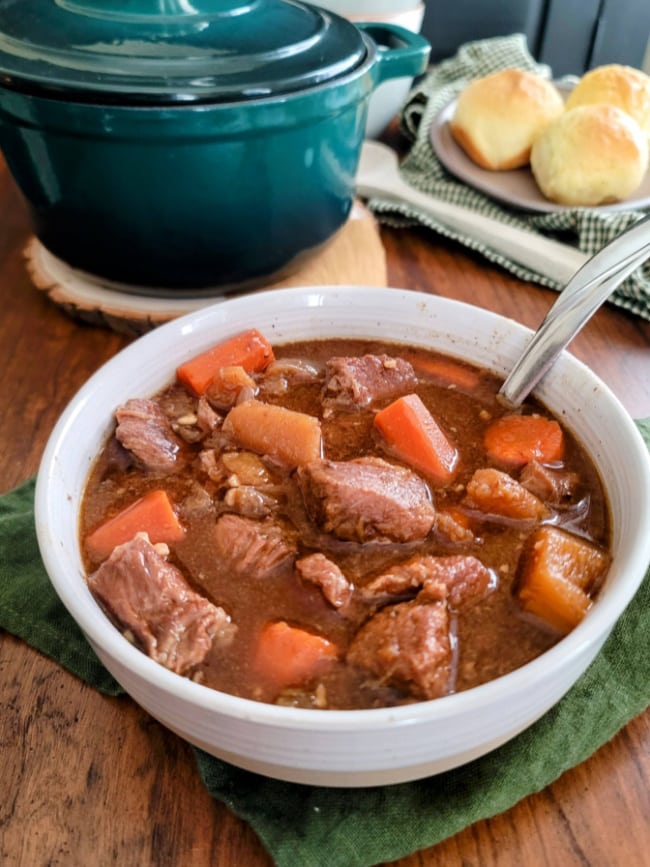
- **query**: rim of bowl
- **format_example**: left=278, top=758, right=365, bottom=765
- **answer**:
left=35, top=285, right=650, bottom=732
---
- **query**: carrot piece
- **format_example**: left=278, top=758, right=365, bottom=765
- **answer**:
left=252, top=621, right=338, bottom=690
left=85, top=489, right=186, bottom=562
left=222, top=399, right=322, bottom=467
left=484, top=414, right=564, bottom=467
left=374, top=393, right=459, bottom=484
left=516, top=526, right=610, bottom=634
left=402, top=351, right=481, bottom=390
left=176, top=328, right=275, bottom=395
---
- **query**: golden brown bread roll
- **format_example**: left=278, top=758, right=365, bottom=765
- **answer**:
left=564, top=64, right=650, bottom=138
left=449, top=69, right=564, bottom=170
left=530, top=104, right=649, bottom=206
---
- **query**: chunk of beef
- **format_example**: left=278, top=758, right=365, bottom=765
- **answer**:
left=196, top=396, right=222, bottom=433
left=323, top=354, right=417, bottom=410
left=214, top=513, right=296, bottom=579
left=198, top=448, right=227, bottom=483
left=206, top=365, right=257, bottom=411
left=88, top=533, right=235, bottom=675
left=223, top=485, right=277, bottom=519
left=519, top=460, right=579, bottom=505
left=347, top=595, right=453, bottom=700
left=164, top=395, right=216, bottom=445
left=101, top=436, right=134, bottom=474
left=362, top=555, right=495, bottom=611
left=428, top=556, right=496, bottom=610
left=180, top=482, right=215, bottom=521
left=296, top=553, right=353, bottom=608
left=464, top=467, right=549, bottom=521
left=115, top=398, right=183, bottom=474
left=297, top=456, right=435, bottom=543
left=261, top=358, right=322, bottom=396
left=156, top=386, right=196, bottom=420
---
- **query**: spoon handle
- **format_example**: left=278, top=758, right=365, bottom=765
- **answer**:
left=499, top=213, right=650, bottom=407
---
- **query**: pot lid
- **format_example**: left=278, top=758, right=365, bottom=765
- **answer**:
left=0, top=0, right=368, bottom=104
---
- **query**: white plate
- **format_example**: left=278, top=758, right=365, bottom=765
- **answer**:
left=430, top=95, right=650, bottom=214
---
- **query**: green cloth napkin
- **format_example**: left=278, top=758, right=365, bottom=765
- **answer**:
left=369, top=34, right=650, bottom=322
left=1, top=422, right=649, bottom=867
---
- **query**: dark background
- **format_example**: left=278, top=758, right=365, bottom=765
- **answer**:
left=421, top=0, right=650, bottom=75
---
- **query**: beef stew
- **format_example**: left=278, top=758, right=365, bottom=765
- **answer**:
left=80, top=331, right=611, bottom=710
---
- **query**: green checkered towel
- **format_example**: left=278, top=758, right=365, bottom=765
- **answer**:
left=369, top=34, right=650, bottom=321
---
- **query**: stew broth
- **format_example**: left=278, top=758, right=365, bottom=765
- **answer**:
left=80, top=337, right=610, bottom=709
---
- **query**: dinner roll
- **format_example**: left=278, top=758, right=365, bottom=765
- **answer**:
left=450, top=69, right=564, bottom=170
left=564, top=64, right=650, bottom=138
left=530, top=104, right=649, bottom=206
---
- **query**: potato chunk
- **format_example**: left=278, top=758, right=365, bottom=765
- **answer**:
left=464, top=467, right=549, bottom=521
left=223, top=399, right=322, bottom=467
left=516, top=526, right=610, bottom=634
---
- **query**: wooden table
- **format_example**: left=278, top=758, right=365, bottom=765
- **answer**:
left=1, top=152, right=649, bottom=866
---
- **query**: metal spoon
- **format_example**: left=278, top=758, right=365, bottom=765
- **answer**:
left=355, top=140, right=650, bottom=407
left=499, top=211, right=650, bottom=405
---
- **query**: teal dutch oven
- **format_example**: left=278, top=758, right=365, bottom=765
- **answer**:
left=0, top=0, right=430, bottom=292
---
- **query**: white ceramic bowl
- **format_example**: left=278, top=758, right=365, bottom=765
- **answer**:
left=317, top=1, right=426, bottom=138
left=35, top=286, right=650, bottom=787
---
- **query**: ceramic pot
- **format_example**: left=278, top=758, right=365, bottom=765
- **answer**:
left=0, top=0, right=430, bottom=292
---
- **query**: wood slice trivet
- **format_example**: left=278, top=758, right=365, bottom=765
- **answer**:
left=26, top=202, right=388, bottom=337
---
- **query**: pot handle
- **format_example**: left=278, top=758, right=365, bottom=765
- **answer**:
left=357, top=23, right=430, bottom=85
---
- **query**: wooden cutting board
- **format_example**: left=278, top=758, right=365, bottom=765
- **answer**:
left=26, top=202, right=387, bottom=336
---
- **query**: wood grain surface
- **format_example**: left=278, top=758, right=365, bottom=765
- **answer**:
left=24, top=200, right=388, bottom=336
left=1, top=152, right=649, bottom=867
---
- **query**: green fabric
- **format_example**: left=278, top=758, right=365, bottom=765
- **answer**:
left=0, top=478, right=121, bottom=695
left=1, top=422, right=649, bottom=867
left=369, top=34, right=650, bottom=322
